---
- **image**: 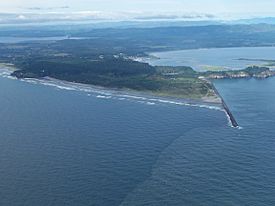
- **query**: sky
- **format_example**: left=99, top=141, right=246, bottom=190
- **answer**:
left=0, top=0, right=275, bottom=22
left=1, top=0, right=275, bottom=14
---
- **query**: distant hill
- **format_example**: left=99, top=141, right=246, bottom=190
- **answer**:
left=231, top=17, right=275, bottom=25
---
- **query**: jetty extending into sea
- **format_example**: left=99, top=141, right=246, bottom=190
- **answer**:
left=212, top=84, right=239, bottom=128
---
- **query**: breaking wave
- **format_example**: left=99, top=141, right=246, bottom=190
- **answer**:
left=0, top=68, right=223, bottom=112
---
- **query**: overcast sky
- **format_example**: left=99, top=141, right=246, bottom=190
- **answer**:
left=0, top=0, right=275, bottom=22
left=0, top=0, right=274, bottom=14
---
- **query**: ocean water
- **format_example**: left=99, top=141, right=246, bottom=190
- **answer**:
left=145, top=47, right=275, bottom=71
left=121, top=77, right=275, bottom=205
left=0, top=71, right=275, bottom=205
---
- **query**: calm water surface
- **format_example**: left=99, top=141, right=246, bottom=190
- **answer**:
left=146, top=47, right=275, bottom=71
left=0, top=72, right=275, bottom=205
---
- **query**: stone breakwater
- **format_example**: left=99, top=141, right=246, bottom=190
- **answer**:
left=212, top=83, right=239, bottom=128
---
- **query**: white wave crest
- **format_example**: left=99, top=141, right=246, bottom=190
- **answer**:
left=0, top=72, right=223, bottom=113
left=96, top=95, right=112, bottom=99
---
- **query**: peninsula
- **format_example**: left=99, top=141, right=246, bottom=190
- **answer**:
left=2, top=25, right=275, bottom=127
left=10, top=57, right=275, bottom=102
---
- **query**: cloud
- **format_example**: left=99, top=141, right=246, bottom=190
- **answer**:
left=25, top=6, right=70, bottom=11
left=135, top=13, right=216, bottom=20
left=16, top=15, right=27, bottom=20
left=0, top=11, right=218, bottom=25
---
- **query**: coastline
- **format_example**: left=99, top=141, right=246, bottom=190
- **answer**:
left=1, top=64, right=242, bottom=128
left=42, top=76, right=223, bottom=109
left=0, top=65, right=223, bottom=112
left=143, top=46, right=275, bottom=56
left=211, top=83, right=239, bottom=128
left=135, top=46, right=275, bottom=72
left=0, top=63, right=19, bottom=72
left=0, top=62, right=241, bottom=128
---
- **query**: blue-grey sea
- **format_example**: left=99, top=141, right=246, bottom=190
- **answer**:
left=145, top=47, right=275, bottom=71
left=0, top=69, right=275, bottom=205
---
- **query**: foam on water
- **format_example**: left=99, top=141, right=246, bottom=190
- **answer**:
left=0, top=68, right=17, bottom=80
left=96, top=95, right=112, bottom=99
left=0, top=68, right=224, bottom=114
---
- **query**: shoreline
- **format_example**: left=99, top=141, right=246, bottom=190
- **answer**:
left=145, top=46, right=275, bottom=55
left=0, top=62, right=240, bottom=128
left=1, top=65, right=241, bottom=128
left=42, top=76, right=223, bottom=109
left=0, top=66, right=223, bottom=112
left=211, top=82, right=239, bottom=128
left=134, top=46, right=275, bottom=72
left=0, top=63, right=19, bottom=72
